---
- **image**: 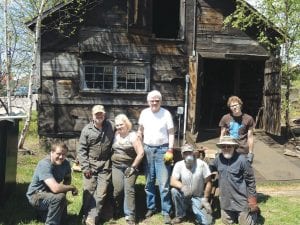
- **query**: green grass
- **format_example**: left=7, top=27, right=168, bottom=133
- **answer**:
left=1, top=111, right=300, bottom=224
left=1, top=149, right=300, bottom=225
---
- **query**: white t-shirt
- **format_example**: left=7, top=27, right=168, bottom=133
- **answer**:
left=172, top=159, right=211, bottom=197
left=138, top=107, right=174, bottom=146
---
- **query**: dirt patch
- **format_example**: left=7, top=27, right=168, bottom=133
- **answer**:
left=257, top=183, right=300, bottom=196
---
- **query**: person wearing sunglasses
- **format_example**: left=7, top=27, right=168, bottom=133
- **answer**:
left=219, top=96, right=255, bottom=164
left=137, top=90, right=175, bottom=224
left=210, top=136, right=259, bottom=225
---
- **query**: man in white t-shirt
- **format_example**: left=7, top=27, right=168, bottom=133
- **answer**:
left=138, top=90, right=174, bottom=224
left=170, top=144, right=213, bottom=225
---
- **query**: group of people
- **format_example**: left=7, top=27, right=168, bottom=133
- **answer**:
left=26, top=91, right=259, bottom=225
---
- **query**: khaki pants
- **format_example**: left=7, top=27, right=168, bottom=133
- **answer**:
left=82, top=170, right=111, bottom=222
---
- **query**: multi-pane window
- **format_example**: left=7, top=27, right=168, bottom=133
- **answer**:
left=82, top=63, right=148, bottom=92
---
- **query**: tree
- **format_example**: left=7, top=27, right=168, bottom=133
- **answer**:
left=225, top=0, right=300, bottom=140
left=17, top=0, right=47, bottom=150
left=16, top=0, right=98, bottom=150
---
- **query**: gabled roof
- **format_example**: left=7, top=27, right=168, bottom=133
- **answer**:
left=237, top=0, right=285, bottom=38
left=26, top=1, right=71, bottom=28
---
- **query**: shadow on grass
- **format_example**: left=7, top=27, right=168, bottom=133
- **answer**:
left=0, top=182, right=83, bottom=225
left=255, top=193, right=270, bottom=225
left=0, top=182, right=39, bottom=225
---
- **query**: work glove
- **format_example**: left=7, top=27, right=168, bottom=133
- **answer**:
left=124, top=167, right=137, bottom=178
left=248, top=196, right=260, bottom=213
left=164, top=149, right=174, bottom=165
left=71, top=186, right=79, bottom=196
left=201, top=197, right=212, bottom=214
left=83, top=170, right=92, bottom=179
left=247, top=152, right=254, bottom=164
left=180, top=185, right=192, bottom=198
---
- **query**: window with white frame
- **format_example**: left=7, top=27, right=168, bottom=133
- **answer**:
left=82, top=62, right=149, bottom=92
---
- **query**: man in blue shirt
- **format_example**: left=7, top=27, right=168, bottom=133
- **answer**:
left=210, top=136, right=259, bottom=225
left=26, top=143, right=78, bottom=225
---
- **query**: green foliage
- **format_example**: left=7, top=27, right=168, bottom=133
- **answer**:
left=223, top=0, right=283, bottom=51
left=19, top=110, right=38, bottom=139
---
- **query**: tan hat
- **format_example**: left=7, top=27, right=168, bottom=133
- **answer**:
left=216, top=136, right=239, bottom=148
left=92, top=105, right=105, bottom=114
left=181, top=144, right=194, bottom=153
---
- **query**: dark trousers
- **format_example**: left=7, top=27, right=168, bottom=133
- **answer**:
left=29, top=192, right=67, bottom=225
left=112, top=166, right=137, bottom=219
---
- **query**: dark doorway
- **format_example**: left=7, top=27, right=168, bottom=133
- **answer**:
left=198, top=58, right=265, bottom=131
left=152, top=0, right=180, bottom=38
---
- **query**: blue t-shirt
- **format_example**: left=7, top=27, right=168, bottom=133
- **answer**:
left=26, top=156, right=71, bottom=199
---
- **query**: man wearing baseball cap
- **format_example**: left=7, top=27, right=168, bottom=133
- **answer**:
left=77, top=105, right=115, bottom=225
left=170, top=144, right=213, bottom=225
left=210, top=136, right=259, bottom=225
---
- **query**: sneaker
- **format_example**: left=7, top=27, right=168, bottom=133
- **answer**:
left=126, top=219, right=135, bottom=225
left=171, top=217, right=184, bottom=224
left=145, top=210, right=155, bottom=218
left=164, top=214, right=171, bottom=224
left=125, top=215, right=135, bottom=225
left=85, top=217, right=96, bottom=225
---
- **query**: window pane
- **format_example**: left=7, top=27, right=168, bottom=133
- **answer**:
left=83, top=64, right=147, bottom=91
left=84, top=65, right=113, bottom=90
left=116, top=66, right=146, bottom=91
left=85, top=66, right=94, bottom=73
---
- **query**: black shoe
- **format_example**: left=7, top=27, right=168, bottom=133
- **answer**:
left=171, top=217, right=184, bottom=224
left=164, top=215, right=171, bottom=224
left=145, top=210, right=155, bottom=218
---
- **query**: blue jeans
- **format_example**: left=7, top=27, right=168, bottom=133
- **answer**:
left=112, top=165, right=137, bottom=219
left=171, top=188, right=212, bottom=225
left=28, top=192, right=67, bottom=225
left=143, top=144, right=172, bottom=215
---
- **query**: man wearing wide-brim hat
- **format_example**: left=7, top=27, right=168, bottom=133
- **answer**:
left=210, top=136, right=259, bottom=225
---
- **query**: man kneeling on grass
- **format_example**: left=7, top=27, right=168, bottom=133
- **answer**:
left=26, top=143, right=78, bottom=225
left=170, top=144, right=213, bottom=225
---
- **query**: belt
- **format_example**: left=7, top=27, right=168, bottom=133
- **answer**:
left=144, top=143, right=168, bottom=148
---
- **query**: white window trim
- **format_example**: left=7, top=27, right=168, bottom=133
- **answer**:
left=80, top=61, right=150, bottom=93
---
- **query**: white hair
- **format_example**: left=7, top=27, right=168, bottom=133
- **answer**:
left=147, top=90, right=162, bottom=101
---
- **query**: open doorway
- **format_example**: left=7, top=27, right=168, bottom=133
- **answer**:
left=198, top=58, right=265, bottom=131
left=152, top=0, right=180, bottom=38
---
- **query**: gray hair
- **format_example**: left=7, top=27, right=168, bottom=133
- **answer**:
left=147, top=90, right=162, bottom=101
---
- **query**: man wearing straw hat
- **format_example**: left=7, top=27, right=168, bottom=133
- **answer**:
left=210, top=136, right=259, bottom=225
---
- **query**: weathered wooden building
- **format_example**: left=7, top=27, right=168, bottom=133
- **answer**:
left=28, top=0, right=282, bottom=150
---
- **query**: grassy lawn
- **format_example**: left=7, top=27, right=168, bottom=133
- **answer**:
left=1, top=109, right=300, bottom=225
left=1, top=143, right=300, bottom=225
